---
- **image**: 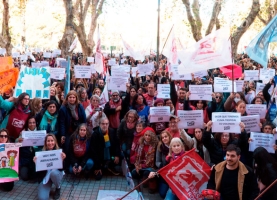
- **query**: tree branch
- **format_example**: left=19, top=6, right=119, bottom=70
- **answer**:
left=205, top=0, right=222, bottom=35
left=192, top=0, right=202, bottom=32
left=215, top=17, right=220, bottom=30
left=82, top=0, right=91, bottom=20
left=96, top=0, right=105, bottom=18
left=257, top=13, right=267, bottom=25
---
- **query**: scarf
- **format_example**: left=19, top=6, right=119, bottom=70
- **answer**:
left=136, top=140, right=154, bottom=168
left=68, top=103, right=79, bottom=120
left=39, top=110, right=58, bottom=133
left=99, top=127, right=110, bottom=160
left=17, top=103, right=31, bottom=114
left=171, top=150, right=185, bottom=161
left=160, top=143, right=169, bottom=156
left=126, top=121, right=136, bottom=129
left=135, top=104, right=145, bottom=112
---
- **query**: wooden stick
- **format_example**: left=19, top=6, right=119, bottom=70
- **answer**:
left=160, top=24, right=174, bottom=55
left=254, top=179, right=277, bottom=200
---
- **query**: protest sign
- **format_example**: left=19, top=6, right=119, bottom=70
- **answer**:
left=259, top=69, right=275, bottom=81
left=246, top=104, right=267, bottom=118
left=235, top=80, right=244, bottom=92
left=121, top=59, right=125, bottom=64
left=0, top=68, right=19, bottom=93
left=35, top=149, right=63, bottom=171
left=245, top=91, right=256, bottom=104
left=56, top=58, right=66, bottom=66
left=0, top=57, right=13, bottom=73
left=40, top=61, right=49, bottom=67
left=149, top=106, right=170, bottom=123
left=0, top=143, right=21, bottom=183
left=108, top=77, right=128, bottom=91
left=31, top=62, right=41, bottom=68
left=244, top=70, right=259, bottom=81
left=12, top=52, right=20, bottom=58
left=137, top=63, right=154, bottom=76
left=249, top=132, right=275, bottom=153
left=159, top=149, right=211, bottom=200
left=256, top=82, right=265, bottom=96
left=131, top=67, right=138, bottom=77
left=111, top=65, right=130, bottom=78
left=212, top=112, right=241, bottom=133
left=189, top=85, right=212, bottom=101
left=157, top=84, right=170, bottom=99
left=108, top=59, right=117, bottom=66
left=97, top=190, right=141, bottom=200
left=14, top=66, right=51, bottom=99
left=74, top=65, right=91, bottom=78
left=170, top=64, right=186, bottom=80
left=182, top=70, right=208, bottom=80
left=177, top=110, right=204, bottom=129
left=60, top=60, right=68, bottom=68
left=241, top=115, right=260, bottom=133
left=214, top=78, right=236, bottom=93
left=43, top=52, right=51, bottom=58
left=87, top=57, right=94, bottom=63
left=50, top=68, right=65, bottom=80
left=90, top=64, right=96, bottom=74
left=52, top=49, right=61, bottom=56
left=21, top=130, right=46, bottom=147
left=0, top=48, right=6, bottom=55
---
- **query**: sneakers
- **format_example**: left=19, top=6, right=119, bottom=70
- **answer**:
left=53, top=187, right=61, bottom=200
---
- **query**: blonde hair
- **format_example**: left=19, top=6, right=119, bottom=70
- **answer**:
left=43, top=134, right=60, bottom=151
left=168, top=138, right=184, bottom=156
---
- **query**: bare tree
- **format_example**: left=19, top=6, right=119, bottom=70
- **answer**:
left=0, top=0, right=12, bottom=55
left=257, top=0, right=277, bottom=25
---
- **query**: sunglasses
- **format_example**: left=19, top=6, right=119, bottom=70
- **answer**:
left=0, top=135, right=8, bottom=138
left=215, top=96, right=222, bottom=99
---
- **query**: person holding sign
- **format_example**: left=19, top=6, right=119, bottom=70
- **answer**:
left=34, top=134, right=66, bottom=200
left=120, top=83, right=138, bottom=120
left=0, top=129, right=14, bottom=191
left=149, top=99, right=168, bottom=135
left=131, top=94, right=150, bottom=124
left=224, top=92, right=247, bottom=112
left=208, top=93, right=225, bottom=119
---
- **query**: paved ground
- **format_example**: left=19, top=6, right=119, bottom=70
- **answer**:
left=0, top=174, right=162, bottom=200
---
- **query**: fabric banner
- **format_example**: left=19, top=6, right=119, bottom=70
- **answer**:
left=0, top=57, right=14, bottom=73
left=159, top=149, right=211, bottom=200
left=0, top=68, right=19, bottom=93
left=0, top=143, right=21, bottom=183
left=13, top=66, right=50, bottom=99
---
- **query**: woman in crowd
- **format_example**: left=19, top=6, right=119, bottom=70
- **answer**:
left=85, top=95, right=106, bottom=132
left=234, top=100, right=247, bottom=116
left=132, top=129, right=158, bottom=193
left=118, top=110, right=139, bottom=163
left=49, top=86, right=60, bottom=106
left=120, top=83, right=137, bottom=120
left=131, top=94, right=149, bottom=124
left=16, top=117, right=37, bottom=181
left=78, top=87, right=90, bottom=109
left=224, top=92, right=247, bottom=112
left=253, top=147, right=277, bottom=200
left=34, top=134, right=66, bottom=200
left=0, top=92, right=31, bottom=142
left=208, top=92, right=225, bottom=118
left=0, top=129, right=15, bottom=191
left=149, top=98, right=167, bottom=135
left=165, top=99, right=175, bottom=115
left=92, top=87, right=102, bottom=97
left=30, top=98, right=43, bottom=116
left=36, top=100, right=59, bottom=135
left=68, top=124, right=93, bottom=177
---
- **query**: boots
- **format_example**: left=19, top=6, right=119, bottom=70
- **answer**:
left=148, top=178, right=157, bottom=194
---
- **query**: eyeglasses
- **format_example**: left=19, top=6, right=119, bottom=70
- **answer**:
left=0, top=135, right=8, bottom=138
left=215, top=96, right=222, bottom=99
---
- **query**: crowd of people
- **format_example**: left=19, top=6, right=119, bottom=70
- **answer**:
left=0, top=52, right=277, bottom=200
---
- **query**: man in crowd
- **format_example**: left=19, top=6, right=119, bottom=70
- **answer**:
left=143, top=83, right=156, bottom=107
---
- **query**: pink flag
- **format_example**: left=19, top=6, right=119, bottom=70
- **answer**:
left=68, top=37, right=78, bottom=52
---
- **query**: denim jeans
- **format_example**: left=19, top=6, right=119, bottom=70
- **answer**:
left=68, top=159, right=94, bottom=174
left=165, top=188, right=178, bottom=200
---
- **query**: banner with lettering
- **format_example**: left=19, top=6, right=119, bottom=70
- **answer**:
left=0, top=57, right=14, bottom=73
left=0, top=68, right=19, bottom=93
left=13, top=66, right=50, bottom=99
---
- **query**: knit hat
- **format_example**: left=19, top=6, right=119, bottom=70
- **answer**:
left=154, top=98, right=164, bottom=106
left=111, top=90, right=119, bottom=95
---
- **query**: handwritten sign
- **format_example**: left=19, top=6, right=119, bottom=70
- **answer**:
left=157, top=84, right=170, bottom=99
left=74, top=65, right=91, bottom=78
left=246, top=104, right=267, bottom=118
left=43, top=52, right=52, bottom=58
left=241, top=115, right=260, bottom=133
left=212, top=112, right=241, bottom=133
left=189, top=85, right=212, bottom=101
left=35, top=149, right=63, bottom=171
left=182, top=70, right=208, bottom=80
left=244, top=70, right=259, bottom=81
left=177, top=110, right=203, bottom=129
left=21, top=130, right=46, bottom=147
left=149, top=106, right=170, bottom=123
left=249, top=132, right=275, bottom=153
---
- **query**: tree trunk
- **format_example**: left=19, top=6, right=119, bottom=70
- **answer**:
left=58, top=0, right=75, bottom=58
left=1, top=0, right=12, bottom=56
left=205, top=0, right=222, bottom=35
left=231, top=0, right=260, bottom=55
left=74, top=22, right=92, bottom=57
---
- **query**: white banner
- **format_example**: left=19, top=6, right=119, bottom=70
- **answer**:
left=249, top=132, right=275, bottom=153
left=50, top=68, right=65, bottom=80
left=137, top=63, right=154, bottom=76
left=241, top=115, right=260, bottom=133
left=157, top=84, right=170, bottom=99
left=235, top=80, right=244, bottom=92
left=108, top=77, right=128, bottom=91
left=131, top=67, right=138, bottom=77
left=214, top=78, right=236, bottom=93
left=177, top=110, right=204, bottom=129
left=149, top=106, right=170, bottom=123
left=246, top=104, right=267, bottom=118
left=212, top=112, right=241, bottom=133
left=189, top=85, right=212, bottom=101
left=108, top=59, right=117, bottom=66
left=43, top=52, right=52, bottom=58
left=183, top=70, right=208, bottom=80
left=74, top=65, right=91, bottom=78
left=259, top=69, right=275, bottom=81
left=244, top=70, right=259, bottom=81
left=35, top=149, right=63, bottom=171
left=22, top=130, right=46, bottom=147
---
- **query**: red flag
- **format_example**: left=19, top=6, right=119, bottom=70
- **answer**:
left=159, top=149, right=211, bottom=200
left=220, top=64, right=242, bottom=79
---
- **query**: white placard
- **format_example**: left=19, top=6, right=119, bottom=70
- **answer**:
left=109, top=77, right=128, bottom=91
left=56, top=58, right=66, bottom=66
left=50, top=68, right=65, bottom=80
left=244, top=70, right=259, bottom=81
left=87, top=57, right=94, bottom=63
left=21, top=130, right=46, bottom=147
left=249, top=132, right=275, bottom=153
left=137, top=63, right=154, bottom=76
left=183, top=70, right=208, bottom=80
left=35, top=149, right=63, bottom=171
left=0, top=48, right=6, bottom=55
left=90, top=64, right=96, bottom=74
left=43, top=52, right=52, bottom=58
left=241, top=115, right=261, bottom=133
left=108, top=59, right=117, bottom=66
left=131, top=67, right=138, bottom=77
left=246, top=104, right=267, bottom=118
left=20, top=55, right=27, bottom=61
left=41, top=61, right=49, bottom=67
left=74, top=65, right=92, bottom=78
left=121, top=59, right=126, bottom=64
left=31, top=62, right=41, bottom=68
left=214, top=78, right=236, bottom=92
left=157, top=84, right=170, bottom=99
left=12, top=52, right=20, bottom=58
left=111, top=65, right=130, bottom=78
left=177, top=110, right=204, bottom=129
left=53, top=49, right=61, bottom=55
left=189, top=85, right=212, bottom=101
left=149, top=106, right=170, bottom=123
left=235, top=80, right=244, bottom=92
left=170, top=64, right=186, bottom=80
left=259, top=69, right=275, bottom=81
left=256, top=82, right=265, bottom=96
left=212, top=112, right=241, bottom=133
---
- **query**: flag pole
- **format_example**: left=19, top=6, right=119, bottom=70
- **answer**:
left=160, top=24, right=175, bottom=56
left=254, top=179, right=277, bottom=200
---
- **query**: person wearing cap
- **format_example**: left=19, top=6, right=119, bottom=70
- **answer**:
left=207, top=144, right=259, bottom=200
left=103, top=90, right=122, bottom=131
left=165, top=115, right=181, bottom=138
